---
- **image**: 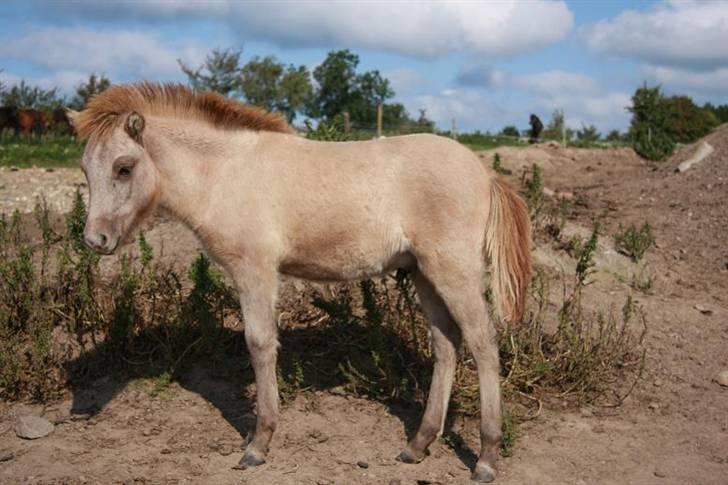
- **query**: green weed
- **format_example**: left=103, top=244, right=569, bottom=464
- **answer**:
left=614, top=223, right=654, bottom=262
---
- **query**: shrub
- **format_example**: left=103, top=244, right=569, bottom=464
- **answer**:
left=500, top=125, right=520, bottom=137
left=522, top=163, right=544, bottom=219
left=628, top=85, right=675, bottom=161
left=614, top=223, right=655, bottom=262
left=663, top=95, right=719, bottom=144
left=628, top=85, right=718, bottom=160
left=304, top=116, right=351, bottom=141
left=499, top=225, right=646, bottom=408
left=492, top=152, right=511, bottom=175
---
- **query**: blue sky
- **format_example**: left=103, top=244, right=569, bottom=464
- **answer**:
left=1, top=0, right=727, bottom=133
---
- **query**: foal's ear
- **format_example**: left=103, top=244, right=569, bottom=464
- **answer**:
left=124, top=111, right=145, bottom=145
left=65, top=109, right=80, bottom=131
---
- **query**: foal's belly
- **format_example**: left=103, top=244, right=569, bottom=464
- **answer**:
left=279, top=249, right=416, bottom=282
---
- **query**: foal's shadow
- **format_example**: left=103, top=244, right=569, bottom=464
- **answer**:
left=65, top=320, right=478, bottom=468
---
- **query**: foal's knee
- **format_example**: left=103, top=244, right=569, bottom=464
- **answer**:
left=244, top=327, right=278, bottom=356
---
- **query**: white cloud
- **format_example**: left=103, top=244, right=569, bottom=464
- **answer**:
left=45, top=0, right=574, bottom=58
left=582, top=0, right=728, bottom=69
left=385, top=68, right=426, bottom=93
left=512, top=70, right=600, bottom=97
left=643, top=65, right=728, bottom=95
left=410, top=88, right=515, bottom=131
left=413, top=69, right=631, bottom=132
left=0, top=70, right=22, bottom=89
left=455, top=65, right=507, bottom=88
left=0, top=27, right=207, bottom=80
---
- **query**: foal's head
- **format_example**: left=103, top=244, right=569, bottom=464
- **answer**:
left=70, top=110, right=159, bottom=254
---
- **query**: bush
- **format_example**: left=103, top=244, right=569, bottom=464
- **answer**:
left=500, top=125, right=520, bottom=137
left=492, top=152, right=511, bottom=175
left=304, top=116, right=352, bottom=141
left=499, top=225, right=646, bottom=407
left=663, top=95, right=719, bottom=144
left=614, top=223, right=654, bottom=262
left=522, top=163, right=544, bottom=219
left=628, top=85, right=675, bottom=161
left=628, top=84, right=718, bottom=160
left=0, top=193, right=241, bottom=400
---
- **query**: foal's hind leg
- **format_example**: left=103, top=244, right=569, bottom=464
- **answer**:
left=419, top=258, right=502, bottom=483
left=397, top=270, right=462, bottom=464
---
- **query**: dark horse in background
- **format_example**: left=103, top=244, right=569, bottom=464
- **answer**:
left=0, top=107, right=19, bottom=135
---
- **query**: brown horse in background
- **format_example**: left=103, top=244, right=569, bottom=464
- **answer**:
left=67, top=82, right=532, bottom=483
left=16, top=108, right=50, bottom=136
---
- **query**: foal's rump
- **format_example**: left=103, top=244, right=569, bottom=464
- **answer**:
left=274, top=133, right=492, bottom=282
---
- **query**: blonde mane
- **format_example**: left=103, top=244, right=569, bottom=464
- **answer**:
left=72, top=82, right=293, bottom=141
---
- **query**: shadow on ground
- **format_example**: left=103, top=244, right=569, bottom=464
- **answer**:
left=63, top=317, right=479, bottom=468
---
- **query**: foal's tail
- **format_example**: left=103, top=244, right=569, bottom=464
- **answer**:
left=485, top=176, right=532, bottom=322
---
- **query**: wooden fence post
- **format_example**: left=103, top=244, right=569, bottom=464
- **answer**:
left=376, top=104, right=383, bottom=138
left=343, top=111, right=350, bottom=134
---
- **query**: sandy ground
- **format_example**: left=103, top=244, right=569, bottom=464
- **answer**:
left=1, top=135, right=727, bottom=484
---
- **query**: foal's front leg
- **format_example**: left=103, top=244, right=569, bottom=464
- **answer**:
left=236, top=266, right=280, bottom=468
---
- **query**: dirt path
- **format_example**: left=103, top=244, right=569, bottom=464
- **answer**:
left=1, top=140, right=727, bottom=484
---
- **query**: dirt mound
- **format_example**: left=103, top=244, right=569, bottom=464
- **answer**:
left=667, top=123, right=728, bottom=173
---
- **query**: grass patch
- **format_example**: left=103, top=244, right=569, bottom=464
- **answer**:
left=458, top=133, right=527, bottom=151
left=0, top=134, right=83, bottom=168
left=0, top=135, right=83, bottom=168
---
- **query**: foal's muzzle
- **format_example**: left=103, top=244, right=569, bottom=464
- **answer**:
left=84, top=230, right=118, bottom=255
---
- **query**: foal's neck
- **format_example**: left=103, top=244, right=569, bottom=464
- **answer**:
left=144, top=117, right=258, bottom=227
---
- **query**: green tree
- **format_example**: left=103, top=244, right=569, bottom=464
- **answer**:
left=179, top=48, right=242, bottom=96
left=348, top=69, right=394, bottom=124
left=240, top=56, right=312, bottom=122
left=703, top=102, right=728, bottom=123
left=606, top=129, right=622, bottom=142
left=308, top=49, right=401, bottom=127
left=663, top=95, right=718, bottom=143
left=576, top=124, right=601, bottom=142
left=542, top=109, right=574, bottom=141
left=71, top=73, right=111, bottom=109
left=308, top=49, right=360, bottom=120
left=500, top=125, right=520, bottom=137
left=1, top=80, right=62, bottom=109
left=628, top=84, right=675, bottom=160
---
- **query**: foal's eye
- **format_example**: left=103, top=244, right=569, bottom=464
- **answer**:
left=117, top=166, right=132, bottom=178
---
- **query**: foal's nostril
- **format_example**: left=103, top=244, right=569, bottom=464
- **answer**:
left=84, top=232, right=111, bottom=252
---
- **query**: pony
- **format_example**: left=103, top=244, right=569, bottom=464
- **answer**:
left=67, top=82, right=531, bottom=483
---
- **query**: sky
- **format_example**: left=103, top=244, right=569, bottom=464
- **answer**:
left=1, top=0, right=727, bottom=133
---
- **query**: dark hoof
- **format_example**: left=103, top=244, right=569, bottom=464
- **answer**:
left=234, top=451, right=266, bottom=470
left=395, top=449, right=425, bottom=464
left=471, top=464, right=496, bottom=483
